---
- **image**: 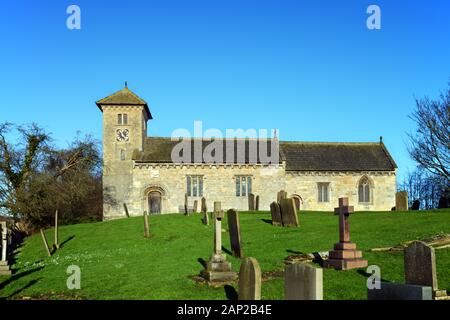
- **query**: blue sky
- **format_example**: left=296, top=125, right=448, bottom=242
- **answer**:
left=0, top=0, right=449, bottom=182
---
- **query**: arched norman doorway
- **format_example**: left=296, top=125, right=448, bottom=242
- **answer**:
left=148, top=191, right=162, bottom=214
left=291, top=195, right=303, bottom=211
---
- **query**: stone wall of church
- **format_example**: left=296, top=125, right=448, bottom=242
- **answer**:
left=126, top=164, right=286, bottom=215
left=284, top=171, right=397, bottom=211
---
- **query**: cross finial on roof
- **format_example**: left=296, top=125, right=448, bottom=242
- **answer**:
left=379, top=136, right=383, bottom=143
left=125, top=81, right=128, bottom=88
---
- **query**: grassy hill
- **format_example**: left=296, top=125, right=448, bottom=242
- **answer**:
left=1, top=209, right=450, bottom=300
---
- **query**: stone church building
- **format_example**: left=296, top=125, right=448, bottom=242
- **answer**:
left=96, top=86, right=398, bottom=220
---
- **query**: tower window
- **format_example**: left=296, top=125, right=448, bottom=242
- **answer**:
left=120, top=149, right=126, bottom=160
left=118, top=114, right=128, bottom=125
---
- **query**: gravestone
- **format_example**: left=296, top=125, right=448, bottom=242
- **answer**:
left=255, top=195, right=260, bottom=211
left=143, top=211, right=150, bottom=238
left=184, top=193, right=189, bottom=216
left=0, top=221, right=11, bottom=275
left=404, top=241, right=447, bottom=298
left=193, top=200, right=198, bottom=213
left=201, top=197, right=207, bottom=213
left=323, top=197, right=368, bottom=270
left=285, top=263, right=323, bottom=300
left=368, top=282, right=432, bottom=300
left=277, top=190, right=287, bottom=203
left=238, top=258, right=261, bottom=300
left=54, top=209, right=59, bottom=250
left=396, top=191, right=408, bottom=211
left=279, top=198, right=299, bottom=227
left=270, top=202, right=282, bottom=226
left=123, top=203, right=130, bottom=218
left=248, top=193, right=255, bottom=211
left=227, top=209, right=243, bottom=258
left=201, top=202, right=237, bottom=282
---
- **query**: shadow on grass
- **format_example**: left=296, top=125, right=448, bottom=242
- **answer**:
left=59, top=235, right=75, bottom=249
left=261, top=219, right=273, bottom=225
left=0, top=266, right=44, bottom=291
left=286, top=249, right=303, bottom=255
left=224, top=285, right=238, bottom=300
left=197, top=258, right=207, bottom=269
left=221, top=246, right=232, bottom=256
left=357, top=269, right=391, bottom=283
left=2, top=278, right=42, bottom=300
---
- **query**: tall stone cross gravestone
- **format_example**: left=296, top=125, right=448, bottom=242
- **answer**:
left=201, top=201, right=237, bottom=282
left=238, top=258, right=261, bottom=300
left=0, top=221, right=12, bottom=275
left=323, top=197, right=367, bottom=270
left=404, top=241, right=447, bottom=299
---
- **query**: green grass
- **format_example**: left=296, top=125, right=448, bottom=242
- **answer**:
left=1, top=209, right=450, bottom=300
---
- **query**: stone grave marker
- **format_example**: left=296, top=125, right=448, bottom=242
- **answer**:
left=193, top=200, right=198, bottom=213
left=255, top=195, right=260, bottom=211
left=227, top=209, right=243, bottom=258
left=285, top=263, right=323, bottom=300
left=0, top=221, right=12, bottom=275
left=248, top=193, right=255, bottom=211
left=404, top=240, right=447, bottom=298
left=238, top=257, right=261, bottom=300
left=396, top=191, right=408, bottom=211
left=277, top=190, right=287, bottom=203
left=143, top=211, right=150, bottom=238
left=279, top=198, right=299, bottom=227
left=40, top=228, right=52, bottom=257
left=201, top=201, right=237, bottom=282
left=270, top=202, right=282, bottom=226
left=184, top=193, right=189, bottom=216
left=323, top=197, right=367, bottom=270
left=368, top=282, right=432, bottom=300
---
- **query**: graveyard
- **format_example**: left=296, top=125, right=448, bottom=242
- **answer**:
left=1, top=208, right=449, bottom=300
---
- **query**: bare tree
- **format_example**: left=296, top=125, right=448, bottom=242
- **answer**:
left=407, top=82, right=450, bottom=183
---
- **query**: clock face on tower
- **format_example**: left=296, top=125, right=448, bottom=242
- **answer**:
left=116, top=129, right=129, bottom=142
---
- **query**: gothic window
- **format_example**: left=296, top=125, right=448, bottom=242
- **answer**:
left=187, top=175, right=203, bottom=197
left=120, top=149, right=125, bottom=161
left=236, top=176, right=252, bottom=196
left=358, top=177, right=371, bottom=203
left=118, top=113, right=128, bottom=125
left=317, top=183, right=330, bottom=202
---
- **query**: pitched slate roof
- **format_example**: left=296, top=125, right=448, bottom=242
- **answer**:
left=132, top=137, right=397, bottom=171
left=96, top=86, right=152, bottom=119
left=280, top=142, right=397, bottom=171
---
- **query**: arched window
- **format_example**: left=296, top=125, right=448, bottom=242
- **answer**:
left=358, top=176, right=371, bottom=203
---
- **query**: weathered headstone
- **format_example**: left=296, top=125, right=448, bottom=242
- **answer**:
left=0, top=221, right=12, bottom=275
left=285, top=263, right=323, bottom=300
left=248, top=193, right=255, bottom=211
left=40, top=229, right=52, bottom=257
left=323, top=197, right=368, bottom=270
left=193, top=200, right=198, bottom=213
left=279, top=198, right=299, bottom=227
left=201, top=197, right=207, bottom=213
left=143, top=211, right=150, bottom=238
left=255, top=195, right=260, bottom=211
left=277, top=190, right=287, bottom=203
left=227, top=209, right=243, bottom=258
left=184, top=193, right=189, bottom=216
left=270, top=202, right=283, bottom=226
left=395, top=191, right=408, bottom=211
left=238, top=257, right=261, bottom=300
left=368, top=282, right=432, bottom=300
left=404, top=241, right=447, bottom=298
left=201, top=201, right=237, bottom=282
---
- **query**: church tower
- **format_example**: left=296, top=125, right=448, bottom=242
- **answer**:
left=96, top=84, right=152, bottom=219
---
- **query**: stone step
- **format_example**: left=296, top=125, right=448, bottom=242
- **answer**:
left=324, top=258, right=368, bottom=270
left=334, top=242, right=357, bottom=250
left=0, top=260, right=9, bottom=266
left=0, top=265, right=11, bottom=271
left=0, top=270, right=12, bottom=276
left=201, top=270, right=237, bottom=282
